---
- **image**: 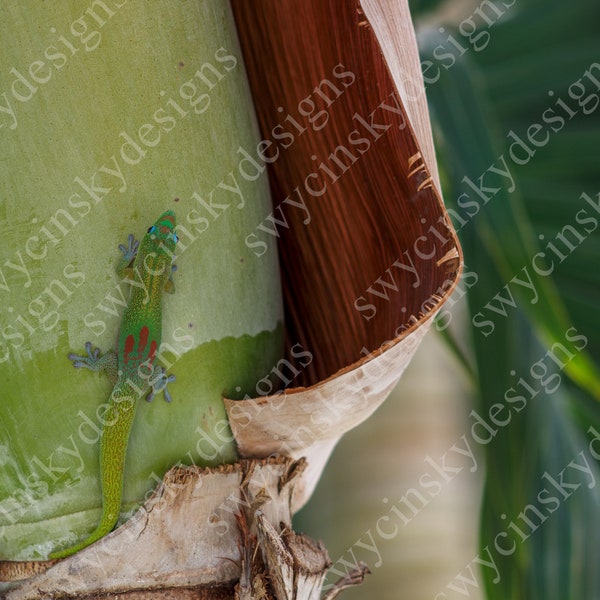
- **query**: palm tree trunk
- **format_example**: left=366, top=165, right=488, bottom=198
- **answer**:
left=0, top=1, right=462, bottom=598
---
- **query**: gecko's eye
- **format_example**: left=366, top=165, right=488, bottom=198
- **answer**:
left=173, top=232, right=179, bottom=244
left=148, top=225, right=157, bottom=235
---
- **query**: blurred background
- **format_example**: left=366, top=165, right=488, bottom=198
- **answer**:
left=299, top=333, right=482, bottom=599
left=297, top=0, right=600, bottom=598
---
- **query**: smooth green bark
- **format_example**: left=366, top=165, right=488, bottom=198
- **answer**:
left=0, top=1, right=283, bottom=559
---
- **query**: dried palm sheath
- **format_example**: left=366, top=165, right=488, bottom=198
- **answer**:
left=225, top=0, right=462, bottom=509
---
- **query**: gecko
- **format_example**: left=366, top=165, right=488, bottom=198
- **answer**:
left=49, top=210, right=179, bottom=559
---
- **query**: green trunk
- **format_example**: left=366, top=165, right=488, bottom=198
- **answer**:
left=0, top=1, right=283, bottom=560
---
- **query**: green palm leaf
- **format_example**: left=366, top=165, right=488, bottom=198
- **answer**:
left=417, top=0, right=600, bottom=596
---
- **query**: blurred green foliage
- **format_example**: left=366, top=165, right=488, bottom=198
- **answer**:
left=416, top=0, right=600, bottom=596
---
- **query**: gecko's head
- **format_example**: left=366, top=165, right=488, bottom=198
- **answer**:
left=145, top=210, right=178, bottom=257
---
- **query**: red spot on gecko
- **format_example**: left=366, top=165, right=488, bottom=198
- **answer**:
left=124, top=334, right=135, bottom=362
left=149, top=340, right=157, bottom=361
left=160, top=214, right=175, bottom=233
left=139, top=326, right=149, bottom=354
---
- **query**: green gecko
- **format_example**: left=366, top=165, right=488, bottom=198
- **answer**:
left=49, top=210, right=179, bottom=559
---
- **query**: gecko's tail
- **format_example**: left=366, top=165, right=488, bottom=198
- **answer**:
left=48, top=517, right=117, bottom=560
left=49, top=393, right=137, bottom=559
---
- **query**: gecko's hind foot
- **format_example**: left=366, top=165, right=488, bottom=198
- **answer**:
left=147, top=367, right=176, bottom=403
left=68, top=341, right=101, bottom=369
left=68, top=342, right=116, bottom=373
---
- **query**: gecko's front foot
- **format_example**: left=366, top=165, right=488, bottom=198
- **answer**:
left=147, top=366, right=176, bottom=403
left=118, top=233, right=140, bottom=263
